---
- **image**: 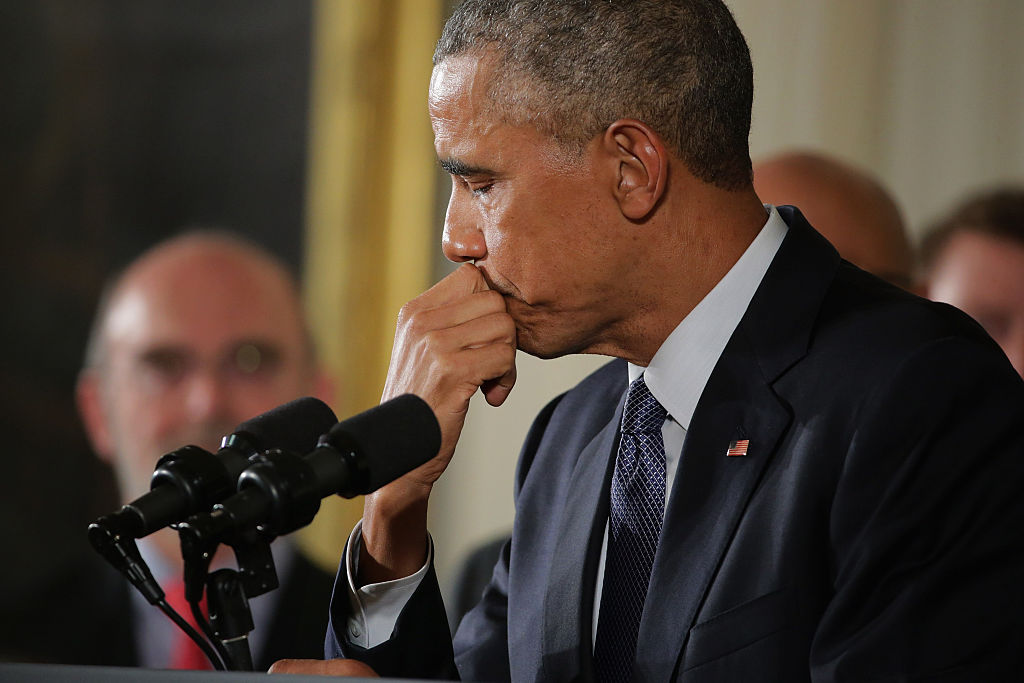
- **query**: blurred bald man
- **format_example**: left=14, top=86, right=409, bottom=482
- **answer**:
left=73, top=231, right=336, bottom=670
left=754, top=151, right=913, bottom=288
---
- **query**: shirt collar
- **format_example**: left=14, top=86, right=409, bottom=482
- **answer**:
left=628, top=205, right=788, bottom=428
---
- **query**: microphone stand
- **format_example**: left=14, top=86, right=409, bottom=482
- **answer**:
left=179, top=517, right=280, bottom=671
left=207, top=569, right=255, bottom=671
left=89, top=516, right=226, bottom=670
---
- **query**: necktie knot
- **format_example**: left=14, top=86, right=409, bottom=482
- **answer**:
left=621, top=376, right=667, bottom=435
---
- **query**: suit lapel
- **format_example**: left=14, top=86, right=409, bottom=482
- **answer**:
left=633, top=329, right=791, bottom=680
left=534, top=208, right=838, bottom=681
left=634, top=207, right=840, bottom=679
left=540, top=395, right=624, bottom=682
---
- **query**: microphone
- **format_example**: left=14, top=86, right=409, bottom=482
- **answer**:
left=178, top=394, right=440, bottom=544
left=89, top=396, right=338, bottom=543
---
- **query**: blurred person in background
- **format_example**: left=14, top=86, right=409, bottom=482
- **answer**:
left=753, top=150, right=913, bottom=288
left=919, top=187, right=1024, bottom=378
left=59, top=230, right=335, bottom=670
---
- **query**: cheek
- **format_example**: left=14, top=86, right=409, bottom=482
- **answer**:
left=101, top=397, right=179, bottom=495
left=106, top=373, right=189, bottom=449
left=480, top=190, right=545, bottom=274
left=224, top=388, right=292, bottom=425
left=116, top=393, right=184, bottom=452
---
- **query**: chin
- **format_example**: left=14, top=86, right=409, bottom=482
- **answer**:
left=520, top=345, right=565, bottom=361
left=516, top=327, right=590, bottom=360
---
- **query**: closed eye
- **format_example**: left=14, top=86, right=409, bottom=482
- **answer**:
left=440, top=158, right=497, bottom=197
left=451, top=174, right=494, bottom=197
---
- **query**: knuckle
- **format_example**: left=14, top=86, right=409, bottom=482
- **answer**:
left=484, top=290, right=509, bottom=312
left=501, top=316, right=518, bottom=340
left=433, top=353, right=458, bottom=377
left=401, top=306, right=434, bottom=337
left=421, top=328, right=443, bottom=351
left=397, top=301, right=419, bottom=326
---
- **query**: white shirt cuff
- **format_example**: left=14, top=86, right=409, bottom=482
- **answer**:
left=344, top=519, right=431, bottom=648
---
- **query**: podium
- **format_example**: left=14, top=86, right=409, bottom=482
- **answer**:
left=0, top=663, right=410, bottom=683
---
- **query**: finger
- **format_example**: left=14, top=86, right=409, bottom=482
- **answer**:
left=382, top=311, right=514, bottom=407
left=482, top=361, right=518, bottom=407
left=438, top=341, right=518, bottom=404
left=421, top=262, right=491, bottom=306
left=389, top=319, right=515, bottom=411
left=406, top=312, right=515, bottom=378
left=430, top=309, right=517, bottom=351
left=416, top=289, right=509, bottom=332
left=268, top=657, right=379, bottom=676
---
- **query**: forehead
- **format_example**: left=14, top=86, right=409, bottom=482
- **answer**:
left=104, top=246, right=306, bottom=356
left=429, top=51, right=495, bottom=116
left=429, top=52, right=572, bottom=170
left=930, top=231, right=1024, bottom=308
left=429, top=53, right=503, bottom=147
left=939, top=231, right=1024, bottom=275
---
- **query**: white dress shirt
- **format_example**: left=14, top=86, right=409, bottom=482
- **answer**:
left=346, top=206, right=789, bottom=649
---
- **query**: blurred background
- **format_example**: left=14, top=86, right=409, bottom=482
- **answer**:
left=1, top=0, right=1021, bottom=647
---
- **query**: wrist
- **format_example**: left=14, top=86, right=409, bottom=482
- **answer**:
left=359, top=481, right=432, bottom=584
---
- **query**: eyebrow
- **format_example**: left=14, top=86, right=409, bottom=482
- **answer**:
left=137, top=345, right=190, bottom=363
left=439, top=157, right=495, bottom=177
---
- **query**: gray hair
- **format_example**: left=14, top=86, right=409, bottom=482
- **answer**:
left=435, top=0, right=754, bottom=190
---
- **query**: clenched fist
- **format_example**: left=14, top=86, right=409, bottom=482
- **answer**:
left=361, top=263, right=517, bottom=584
left=383, top=262, right=517, bottom=484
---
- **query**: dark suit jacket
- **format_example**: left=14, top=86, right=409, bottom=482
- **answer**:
left=448, top=535, right=510, bottom=633
left=327, top=207, right=1024, bottom=681
left=2, top=546, right=335, bottom=672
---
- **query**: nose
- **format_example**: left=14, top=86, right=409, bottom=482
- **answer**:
left=184, top=370, right=231, bottom=425
left=441, top=188, right=487, bottom=263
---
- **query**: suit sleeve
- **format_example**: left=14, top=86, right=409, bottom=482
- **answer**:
left=452, top=537, right=514, bottom=681
left=452, top=393, right=566, bottom=682
left=810, top=336, right=1024, bottom=681
left=324, top=393, right=567, bottom=682
left=325, top=542, right=458, bottom=679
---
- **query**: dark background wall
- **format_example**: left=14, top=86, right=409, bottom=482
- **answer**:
left=0, top=0, right=312, bottom=647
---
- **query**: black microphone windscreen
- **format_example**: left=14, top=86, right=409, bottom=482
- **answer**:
left=231, top=396, right=338, bottom=455
left=324, top=394, right=441, bottom=495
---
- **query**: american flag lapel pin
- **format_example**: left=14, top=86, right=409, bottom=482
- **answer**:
left=726, top=439, right=749, bottom=457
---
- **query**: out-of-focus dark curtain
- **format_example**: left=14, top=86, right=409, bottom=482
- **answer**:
left=0, top=0, right=311, bottom=660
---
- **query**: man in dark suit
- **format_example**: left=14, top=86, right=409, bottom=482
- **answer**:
left=68, top=231, right=336, bottom=670
left=272, top=0, right=1024, bottom=680
left=449, top=148, right=919, bottom=635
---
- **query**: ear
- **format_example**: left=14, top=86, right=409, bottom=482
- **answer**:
left=602, top=119, right=669, bottom=221
left=76, top=370, right=116, bottom=463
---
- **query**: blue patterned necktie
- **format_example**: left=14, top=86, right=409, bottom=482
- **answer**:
left=594, top=375, right=667, bottom=683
